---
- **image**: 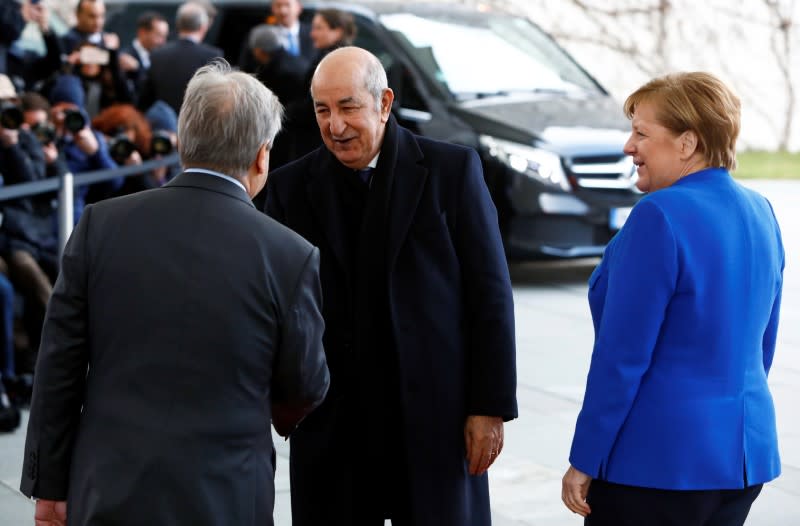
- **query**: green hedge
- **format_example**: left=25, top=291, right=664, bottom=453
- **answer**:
left=734, top=150, right=800, bottom=179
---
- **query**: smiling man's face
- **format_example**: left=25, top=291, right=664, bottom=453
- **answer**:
left=311, top=53, right=392, bottom=170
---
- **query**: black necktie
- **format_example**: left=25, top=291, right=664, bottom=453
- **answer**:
left=356, top=167, right=373, bottom=185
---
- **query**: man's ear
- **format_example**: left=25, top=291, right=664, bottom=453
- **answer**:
left=257, top=142, right=269, bottom=175
left=380, top=88, right=395, bottom=122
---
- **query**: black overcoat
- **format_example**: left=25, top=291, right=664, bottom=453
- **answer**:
left=266, top=118, right=518, bottom=525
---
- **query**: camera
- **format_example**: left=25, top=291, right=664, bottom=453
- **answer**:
left=108, top=133, right=136, bottom=164
left=0, top=101, right=24, bottom=130
left=151, top=131, right=173, bottom=156
left=63, top=108, right=87, bottom=134
left=31, top=122, right=56, bottom=144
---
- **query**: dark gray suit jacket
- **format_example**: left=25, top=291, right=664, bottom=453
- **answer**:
left=20, top=171, right=329, bottom=526
left=138, top=38, right=223, bottom=113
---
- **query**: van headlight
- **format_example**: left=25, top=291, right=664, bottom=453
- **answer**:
left=479, top=135, right=570, bottom=192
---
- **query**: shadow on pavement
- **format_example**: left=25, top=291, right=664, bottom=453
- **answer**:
left=509, top=258, right=599, bottom=286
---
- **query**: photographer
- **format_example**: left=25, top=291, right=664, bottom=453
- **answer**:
left=48, top=73, right=121, bottom=220
left=67, top=39, right=135, bottom=118
left=144, top=100, right=179, bottom=184
left=6, top=1, right=63, bottom=93
left=0, top=74, right=50, bottom=407
left=92, top=103, right=169, bottom=195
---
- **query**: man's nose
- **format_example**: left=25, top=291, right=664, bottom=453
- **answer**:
left=329, top=112, right=346, bottom=135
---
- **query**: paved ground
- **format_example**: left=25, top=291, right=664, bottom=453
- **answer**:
left=1, top=180, right=797, bottom=525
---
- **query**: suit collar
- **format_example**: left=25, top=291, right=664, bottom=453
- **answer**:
left=165, top=171, right=255, bottom=208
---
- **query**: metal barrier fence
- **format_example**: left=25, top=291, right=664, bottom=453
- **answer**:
left=0, top=153, right=181, bottom=258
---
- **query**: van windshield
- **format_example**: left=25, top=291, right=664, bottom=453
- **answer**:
left=380, top=12, right=603, bottom=100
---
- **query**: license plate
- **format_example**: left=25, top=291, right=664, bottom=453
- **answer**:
left=609, top=207, right=632, bottom=230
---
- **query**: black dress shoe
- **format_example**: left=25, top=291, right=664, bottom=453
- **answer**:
left=3, top=373, right=33, bottom=408
left=0, top=391, right=20, bottom=433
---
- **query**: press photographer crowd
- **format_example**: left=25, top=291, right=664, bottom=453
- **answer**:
left=0, top=0, right=340, bottom=430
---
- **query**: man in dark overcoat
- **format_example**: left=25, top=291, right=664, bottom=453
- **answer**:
left=137, top=2, right=222, bottom=114
left=20, top=60, right=329, bottom=526
left=265, top=46, right=518, bottom=526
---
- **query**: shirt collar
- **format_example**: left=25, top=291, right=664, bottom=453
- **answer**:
left=284, top=22, right=300, bottom=37
left=180, top=34, right=201, bottom=44
left=184, top=168, right=247, bottom=194
left=366, top=153, right=379, bottom=169
left=132, top=39, right=150, bottom=67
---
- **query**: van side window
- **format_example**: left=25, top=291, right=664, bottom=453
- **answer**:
left=353, top=21, right=428, bottom=113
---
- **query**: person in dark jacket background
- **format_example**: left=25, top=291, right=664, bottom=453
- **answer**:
left=137, top=2, right=223, bottom=114
left=0, top=0, right=24, bottom=75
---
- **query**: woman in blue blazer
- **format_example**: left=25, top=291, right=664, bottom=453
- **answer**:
left=562, top=72, right=784, bottom=525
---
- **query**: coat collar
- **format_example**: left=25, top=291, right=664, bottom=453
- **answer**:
left=304, top=115, right=427, bottom=273
left=165, top=171, right=255, bottom=208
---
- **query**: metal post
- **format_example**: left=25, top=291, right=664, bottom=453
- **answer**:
left=58, top=172, right=74, bottom=259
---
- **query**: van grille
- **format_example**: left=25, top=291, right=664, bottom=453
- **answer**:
left=566, top=155, right=637, bottom=190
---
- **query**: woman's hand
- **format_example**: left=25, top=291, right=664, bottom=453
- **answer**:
left=562, top=465, right=592, bottom=517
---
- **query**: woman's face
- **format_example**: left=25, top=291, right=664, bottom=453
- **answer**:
left=623, top=100, right=684, bottom=192
left=310, top=15, right=343, bottom=50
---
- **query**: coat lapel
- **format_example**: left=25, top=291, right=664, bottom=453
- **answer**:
left=384, top=119, right=427, bottom=272
left=305, top=150, right=351, bottom=272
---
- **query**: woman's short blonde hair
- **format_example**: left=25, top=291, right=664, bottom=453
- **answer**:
left=623, top=72, right=740, bottom=170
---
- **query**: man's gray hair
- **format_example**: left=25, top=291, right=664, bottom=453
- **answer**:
left=176, top=2, right=208, bottom=33
left=362, top=50, right=388, bottom=112
left=178, top=59, right=284, bottom=178
left=249, top=24, right=283, bottom=53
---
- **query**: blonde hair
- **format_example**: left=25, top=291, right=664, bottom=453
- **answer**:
left=623, top=72, right=740, bottom=170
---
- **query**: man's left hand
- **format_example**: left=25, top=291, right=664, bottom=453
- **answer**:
left=464, top=415, right=503, bottom=476
left=34, top=499, right=67, bottom=526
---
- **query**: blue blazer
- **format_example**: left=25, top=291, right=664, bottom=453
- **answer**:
left=569, top=167, right=784, bottom=490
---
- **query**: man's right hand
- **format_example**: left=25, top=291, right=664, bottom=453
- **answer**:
left=74, top=127, right=99, bottom=156
left=0, top=127, right=19, bottom=148
left=34, top=499, right=67, bottom=526
left=118, top=52, right=140, bottom=72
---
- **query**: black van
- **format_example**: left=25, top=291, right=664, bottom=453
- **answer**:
left=99, top=1, right=642, bottom=259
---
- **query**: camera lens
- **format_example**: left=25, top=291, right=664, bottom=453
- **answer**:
left=151, top=132, right=173, bottom=156
left=63, top=109, right=87, bottom=134
left=109, top=134, right=136, bottom=164
left=0, top=102, right=24, bottom=130
left=31, top=122, right=56, bottom=144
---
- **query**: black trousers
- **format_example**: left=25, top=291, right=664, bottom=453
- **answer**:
left=585, top=480, right=763, bottom=526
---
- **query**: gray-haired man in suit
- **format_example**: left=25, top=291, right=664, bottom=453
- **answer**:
left=20, top=59, right=329, bottom=526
